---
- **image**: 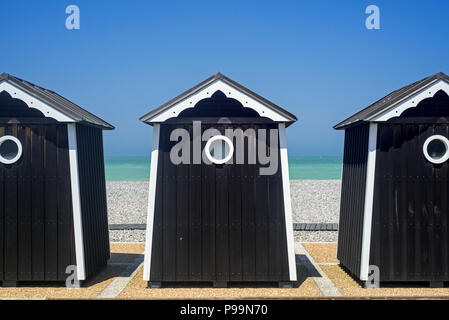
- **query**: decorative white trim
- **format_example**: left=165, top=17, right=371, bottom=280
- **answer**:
left=0, top=80, right=74, bottom=122
left=143, top=124, right=160, bottom=281
left=0, top=135, right=23, bottom=164
left=423, top=135, right=449, bottom=164
left=67, top=123, right=86, bottom=281
left=147, top=79, right=291, bottom=123
left=278, top=123, right=297, bottom=281
left=360, top=123, right=378, bottom=281
left=204, top=135, right=234, bottom=164
left=372, top=79, right=449, bottom=122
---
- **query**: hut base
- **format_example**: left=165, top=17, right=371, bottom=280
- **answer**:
left=278, top=281, right=293, bottom=288
left=213, top=281, right=228, bottom=288
left=147, top=281, right=162, bottom=289
left=1, top=281, right=17, bottom=287
left=430, top=281, right=444, bottom=288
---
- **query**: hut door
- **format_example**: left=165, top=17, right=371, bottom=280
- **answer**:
left=150, top=123, right=290, bottom=282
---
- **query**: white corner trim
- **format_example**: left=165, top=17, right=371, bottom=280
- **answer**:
left=372, top=79, right=449, bottom=122
left=147, top=79, right=291, bottom=123
left=143, top=124, right=160, bottom=281
left=278, top=123, right=297, bottom=281
left=360, top=123, right=378, bottom=281
left=67, top=123, right=86, bottom=281
left=0, top=80, right=74, bottom=122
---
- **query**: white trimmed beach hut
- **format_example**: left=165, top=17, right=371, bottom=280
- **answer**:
left=0, top=73, right=113, bottom=286
left=140, top=73, right=297, bottom=287
left=335, top=72, right=449, bottom=287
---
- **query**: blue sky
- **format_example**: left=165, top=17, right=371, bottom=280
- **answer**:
left=1, top=0, right=448, bottom=156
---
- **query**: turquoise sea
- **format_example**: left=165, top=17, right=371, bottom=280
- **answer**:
left=105, top=156, right=342, bottom=181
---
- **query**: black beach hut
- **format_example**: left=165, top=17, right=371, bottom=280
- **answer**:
left=335, top=72, right=449, bottom=286
left=0, top=73, right=113, bottom=285
left=141, top=73, right=297, bottom=287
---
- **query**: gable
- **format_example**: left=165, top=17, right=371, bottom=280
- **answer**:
left=0, top=73, right=114, bottom=129
left=334, top=72, right=449, bottom=129
left=140, top=74, right=297, bottom=124
left=372, top=79, right=449, bottom=121
left=0, top=80, right=74, bottom=122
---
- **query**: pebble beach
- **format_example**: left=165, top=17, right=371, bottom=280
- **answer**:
left=107, top=180, right=341, bottom=242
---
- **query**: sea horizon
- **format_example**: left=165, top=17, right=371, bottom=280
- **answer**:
left=104, top=156, right=343, bottom=181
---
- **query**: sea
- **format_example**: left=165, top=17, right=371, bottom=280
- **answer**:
left=105, top=156, right=342, bottom=181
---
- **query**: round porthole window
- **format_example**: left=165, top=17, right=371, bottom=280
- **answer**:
left=0, top=136, right=23, bottom=165
left=204, top=135, right=234, bottom=165
left=423, top=135, right=449, bottom=164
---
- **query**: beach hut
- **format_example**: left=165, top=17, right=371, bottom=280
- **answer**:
left=141, top=73, right=297, bottom=287
left=335, top=72, right=449, bottom=286
left=0, top=73, right=113, bottom=286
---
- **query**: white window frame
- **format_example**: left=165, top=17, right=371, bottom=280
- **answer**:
left=204, top=135, right=234, bottom=165
left=423, top=135, right=449, bottom=164
left=0, top=135, right=23, bottom=164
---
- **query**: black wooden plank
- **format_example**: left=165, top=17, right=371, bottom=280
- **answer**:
left=189, top=157, right=202, bottom=280
left=241, top=125, right=256, bottom=281
left=4, top=125, right=18, bottom=281
left=201, top=134, right=216, bottom=280
left=31, top=126, right=45, bottom=280
left=0, top=127, right=4, bottom=280
left=17, top=125, right=32, bottom=280
left=255, top=174, right=269, bottom=281
left=44, top=125, right=58, bottom=280
left=420, top=125, right=433, bottom=279
left=57, top=124, right=75, bottom=280
left=338, top=124, right=369, bottom=279
left=175, top=125, right=189, bottom=281
left=215, top=165, right=229, bottom=281
left=413, top=125, right=423, bottom=278
left=268, top=171, right=282, bottom=280
left=404, top=124, right=416, bottom=279
left=162, top=126, right=177, bottom=281
left=228, top=141, right=242, bottom=281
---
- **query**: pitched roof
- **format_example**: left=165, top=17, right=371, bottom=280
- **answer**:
left=0, top=73, right=114, bottom=130
left=140, top=73, right=297, bottom=124
left=334, top=72, right=449, bottom=129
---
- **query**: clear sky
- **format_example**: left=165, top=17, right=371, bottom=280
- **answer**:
left=1, top=0, right=448, bottom=156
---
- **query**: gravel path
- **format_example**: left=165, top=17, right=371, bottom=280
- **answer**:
left=106, top=180, right=341, bottom=242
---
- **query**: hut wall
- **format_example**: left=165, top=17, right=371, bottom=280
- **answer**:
left=0, top=123, right=76, bottom=281
left=76, top=124, right=110, bottom=279
left=337, top=124, right=370, bottom=279
left=149, top=122, right=290, bottom=282
left=369, top=123, right=449, bottom=281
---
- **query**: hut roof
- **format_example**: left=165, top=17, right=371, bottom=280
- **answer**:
left=334, top=72, right=449, bottom=129
left=140, top=73, right=297, bottom=125
left=0, top=72, right=114, bottom=130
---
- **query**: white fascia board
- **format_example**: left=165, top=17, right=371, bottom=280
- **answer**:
left=372, top=79, right=449, bottom=122
left=147, top=79, right=291, bottom=123
left=143, top=124, right=160, bottom=281
left=0, top=80, right=74, bottom=122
